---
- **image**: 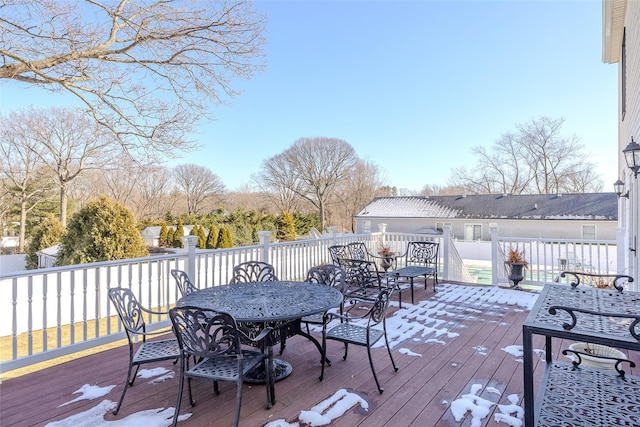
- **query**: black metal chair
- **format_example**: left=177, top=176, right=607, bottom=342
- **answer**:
left=301, top=264, right=347, bottom=333
left=228, top=261, right=288, bottom=354
left=402, top=241, right=439, bottom=291
left=557, top=270, right=634, bottom=293
left=170, top=269, right=198, bottom=296
left=108, top=287, right=180, bottom=415
left=338, top=258, right=386, bottom=301
left=169, top=306, right=273, bottom=427
left=320, top=288, right=398, bottom=393
left=229, top=261, right=278, bottom=283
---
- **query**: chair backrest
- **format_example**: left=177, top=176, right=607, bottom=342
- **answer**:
left=346, top=242, right=369, bottom=261
left=305, top=264, right=347, bottom=295
left=405, top=241, right=439, bottom=267
left=368, top=288, right=392, bottom=327
left=339, top=258, right=380, bottom=288
left=108, top=287, right=146, bottom=336
left=328, top=245, right=351, bottom=265
left=169, top=306, right=241, bottom=359
left=170, top=269, right=198, bottom=296
left=328, top=243, right=370, bottom=265
left=229, top=261, right=278, bottom=283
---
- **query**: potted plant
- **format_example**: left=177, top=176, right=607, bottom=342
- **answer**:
left=378, top=243, right=395, bottom=271
left=505, top=247, right=528, bottom=288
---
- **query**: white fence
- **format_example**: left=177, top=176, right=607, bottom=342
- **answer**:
left=0, top=230, right=446, bottom=373
left=0, top=225, right=627, bottom=374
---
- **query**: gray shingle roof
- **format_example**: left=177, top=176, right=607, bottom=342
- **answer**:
left=355, top=194, right=617, bottom=220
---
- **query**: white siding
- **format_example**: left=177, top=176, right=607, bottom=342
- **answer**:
left=615, top=0, right=640, bottom=278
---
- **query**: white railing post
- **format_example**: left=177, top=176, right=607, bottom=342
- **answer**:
left=258, top=231, right=271, bottom=264
left=183, top=235, right=199, bottom=280
left=490, top=225, right=499, bottom=285
left=378, top=223, right=387, bottom=250
left=617, top=227, right=627, bottom=274
left=443, top=224, right=451, bottom=281
left=328, top=226, right=338, bottom=245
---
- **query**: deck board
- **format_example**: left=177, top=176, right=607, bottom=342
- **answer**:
left=2, top=282, right=638, bottom=427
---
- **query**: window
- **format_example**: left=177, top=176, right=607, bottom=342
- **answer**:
left=582, top=225, right=596, bottom=240
left=464, top=224, right=482, bottom=241
left=363, top=220, right=371, bottom=234
left=436, top=222, right=451, bottom=232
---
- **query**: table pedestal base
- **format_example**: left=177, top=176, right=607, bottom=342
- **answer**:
left=244, top=358, right=292, bottom=384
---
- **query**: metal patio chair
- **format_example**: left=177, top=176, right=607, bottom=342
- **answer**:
left=301, top=264, right=347, bottom=333
left=339, top=258, right=387, bottom=301
left=108, top=287, right=180, bottom=415
left=401, top=241, right=439, bottom=291
left=229, top=261, right=279, bottom=283
left=170, top=269, right=198, bottom=296
left=320, top=288, right=398, bottom=393
left=169, top=306, right=273, bottom=427
left=228, top=261, right=288, bottom=354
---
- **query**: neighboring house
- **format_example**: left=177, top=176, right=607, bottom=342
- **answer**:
left=603, top=0, right=639, bottom=278
left=354, top=194, right=618, bottom=241
left=141, top=225, right=197, bottom=247
left=36, top=244, right=60, bottom=269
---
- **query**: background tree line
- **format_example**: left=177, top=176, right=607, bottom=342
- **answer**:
left=1, top=109, right=604, bottom=262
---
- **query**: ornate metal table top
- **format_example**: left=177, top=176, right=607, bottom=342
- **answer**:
left=177, top=281, right=343, bottom=323
left=524, top=284, right=640, bottom=347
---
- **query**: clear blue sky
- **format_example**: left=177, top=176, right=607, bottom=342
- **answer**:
left=1, top=1, right=619, bottom=193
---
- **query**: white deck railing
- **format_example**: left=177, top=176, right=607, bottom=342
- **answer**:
left=0, top=225, right=626, bottom=374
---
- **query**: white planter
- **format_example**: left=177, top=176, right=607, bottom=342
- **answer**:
left=568, top=342, right=627, bottom=370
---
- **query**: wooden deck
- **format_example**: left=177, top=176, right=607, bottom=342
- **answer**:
left=2, top=282, right=638, bottom=427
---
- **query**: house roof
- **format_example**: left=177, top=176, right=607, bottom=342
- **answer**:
left=355, top=194, right=618, bottom=221
left=602, top=0, right=626, bottom=64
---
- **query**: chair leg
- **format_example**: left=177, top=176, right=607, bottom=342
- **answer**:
left=113, top=361, right=136, bottom=415
left=264, top=356, right=274, bottom=409
left=384, top=330, right=399, bottom=373
left=366, top=344, right=383, bottom=394
left=233, top=378, right=243, bottom=427
left=320, top=335, right=327, bottom=381
left=186, top=376, right=197, bottom=406
left=342, top=342, right=349, bottom=360
left=172, top=363, right=186, bottom=427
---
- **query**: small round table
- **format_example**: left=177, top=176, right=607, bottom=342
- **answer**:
left=176, top=281, right=343, bottom=383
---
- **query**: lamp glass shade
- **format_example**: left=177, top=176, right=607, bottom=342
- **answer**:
left=623, top=137, right=640, bottom=175
left=613, top=179, right=625, bottom=195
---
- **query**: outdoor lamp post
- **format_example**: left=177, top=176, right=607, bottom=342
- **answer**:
left=614, top=179, right=629, bottom=198
left=623, top=136, right=640, bottom=178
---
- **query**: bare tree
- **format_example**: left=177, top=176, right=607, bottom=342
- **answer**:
left=0, top=0, right=266, bottom=156
left=449, top=116, right=602, bottom=194
left=334, top=159, right=387, bottom=232
left=0, top=115, right=55, bottom=251
left=134, top=165, right=176, bottom=219
left=253, top=152, right=303, bottom=213
left=18, top=107, right=119, bottom=225
left=259, top=137, right=358, bottom=230
left=173, top=164, right=226, bottom=214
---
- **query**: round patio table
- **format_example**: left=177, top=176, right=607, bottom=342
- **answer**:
left=176, top=281, right=343, bottom=383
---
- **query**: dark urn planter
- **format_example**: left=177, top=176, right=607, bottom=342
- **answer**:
left=508, top=262, right=525, bottom=288
left=381, top=254, right=395, bottom=271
